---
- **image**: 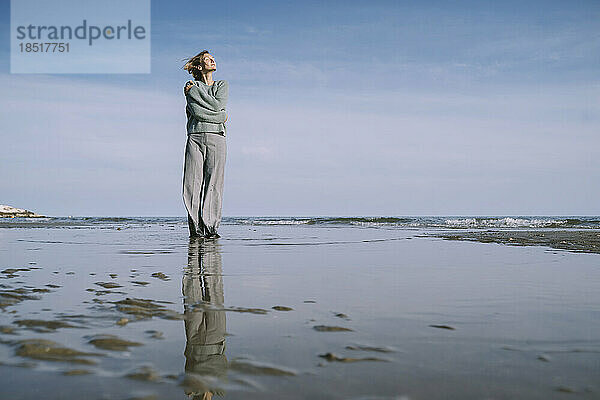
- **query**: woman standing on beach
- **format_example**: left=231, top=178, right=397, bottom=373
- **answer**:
left=182, top=50, right=229, bottom=238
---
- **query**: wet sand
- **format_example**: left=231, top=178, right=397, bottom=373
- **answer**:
left=0, top=220, right=599, bottom=399
left=423, top=229, right=600, bottom=254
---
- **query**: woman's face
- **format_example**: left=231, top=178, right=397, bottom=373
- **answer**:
left=200, top=53, right=216, bottom=72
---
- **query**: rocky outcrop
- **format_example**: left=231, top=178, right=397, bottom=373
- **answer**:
left=0, top=205, right=45, bottom=218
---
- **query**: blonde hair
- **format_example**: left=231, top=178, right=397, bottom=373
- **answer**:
left=182, top=50, right=210, bottom=80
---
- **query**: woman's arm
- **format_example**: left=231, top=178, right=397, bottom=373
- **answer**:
left=186, top=101, right=227, bottom=124
left=185, top=80, right=228, bottom=111
left=214, top=80, right=228, bottom=110
left=183, top=80, right=228, bottom=123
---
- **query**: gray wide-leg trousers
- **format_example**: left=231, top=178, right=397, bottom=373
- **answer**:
left=183, top=132, right=226, bottom=237
left=182, top=238, right=227, bottom=376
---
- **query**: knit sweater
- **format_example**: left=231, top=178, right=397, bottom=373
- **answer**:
left=185, top=79, right=229, bottom=135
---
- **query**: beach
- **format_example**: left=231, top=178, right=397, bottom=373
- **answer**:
left=0, top=216, right=598, bottom=399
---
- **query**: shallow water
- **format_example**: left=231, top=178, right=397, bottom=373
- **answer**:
left=0, top=218, right=599, bottom=399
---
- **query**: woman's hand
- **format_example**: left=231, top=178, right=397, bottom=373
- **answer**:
left=184, top=80, right=194, bottom=95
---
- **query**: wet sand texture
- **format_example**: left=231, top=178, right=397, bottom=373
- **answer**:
left=14, top=339, right=101, bottom=364
left=313, top=325, right=354, bottom=332
left=0, top=218, right=598, bottom=399
left=87, top=334, right=143, bottom=351
left=345, top=345, right=395, bottom=353
left=318, top=352, right=388, bottom=362
left=272, top=306, right=293, bottom=311
left=95, top=282, right=123, bottom=289
left=62, top=369, right=92, bottom=376
left=124, top=365, right=161, bottom=381
left=426, top=230, right=600, bottom=254
left=229, top=360, right=297, bottom=376
left=114, top=298, right=182, bottom=320
left=14, top=319, right=78, bottom=332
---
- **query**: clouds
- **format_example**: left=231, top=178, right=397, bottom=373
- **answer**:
left=1, top=67, right=598, bottom=215
left=224, top=81, right=598, bottom=215
left=0, top=74, right=186, bottom=215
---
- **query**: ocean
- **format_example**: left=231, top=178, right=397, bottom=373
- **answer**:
left=2, top=215, right=600, bottom=229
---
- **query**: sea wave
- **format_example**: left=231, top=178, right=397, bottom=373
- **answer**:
left=232, top=216, right=414, bottom=227
left=444, top=217, right=566, bottom=228
left=226, top=216, right=600, bottom=229
left=2, top=216, right=599, bottom=230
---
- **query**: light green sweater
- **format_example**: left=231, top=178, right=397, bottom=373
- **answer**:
left=185, top=79, right=229, bottom=135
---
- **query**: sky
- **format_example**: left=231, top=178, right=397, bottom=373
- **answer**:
left=0, top=0, right=598, bottom=216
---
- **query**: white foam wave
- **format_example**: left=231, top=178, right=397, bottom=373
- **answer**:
left=237, top=219, right=311, bottom=225
left=444, top=217, right=568, bottom=228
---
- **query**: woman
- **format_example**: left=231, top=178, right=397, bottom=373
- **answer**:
left=182, top=50, right=229, bottom=238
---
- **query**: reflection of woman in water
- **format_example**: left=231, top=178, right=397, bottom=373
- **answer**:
left=182, top=237, right=228, bottom=398
left=182, top=50, right=229, bottom=239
